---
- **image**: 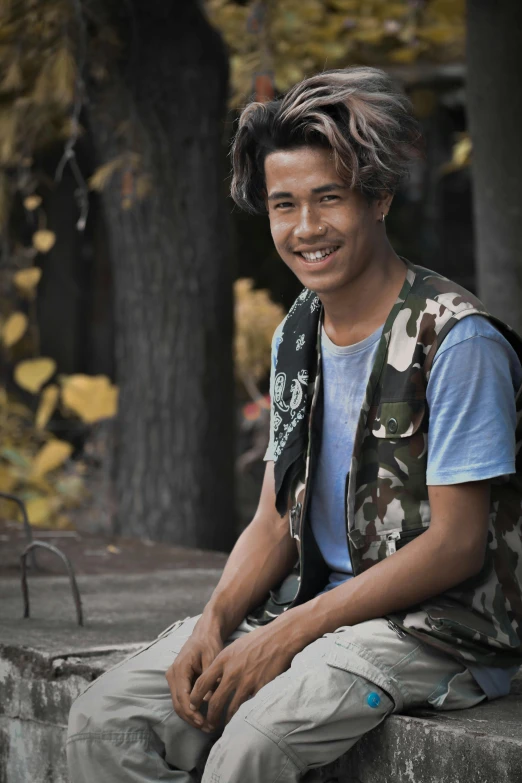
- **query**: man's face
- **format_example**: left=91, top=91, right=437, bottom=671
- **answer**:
left=264, top=146, right=385, bottom=295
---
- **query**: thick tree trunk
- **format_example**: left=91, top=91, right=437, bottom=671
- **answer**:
left=87, top=1, right=235, bottom=549
left=466, top=0, right=522, bottom=331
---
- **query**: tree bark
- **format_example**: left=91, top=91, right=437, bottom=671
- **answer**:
left=86, top=0, right=235, bottom=549
left=466, top=0, right=522, bottom=331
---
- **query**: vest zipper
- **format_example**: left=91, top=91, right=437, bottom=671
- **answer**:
left=344, top=470, right=355, bottom=574
left=386, top=531, right=401, bottom=556
left=386, top=527, right=427, bottom=556
left=289, top=502, right=302, bottom=541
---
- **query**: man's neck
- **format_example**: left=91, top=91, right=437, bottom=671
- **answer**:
left=321, top=246, right=406, bottom=348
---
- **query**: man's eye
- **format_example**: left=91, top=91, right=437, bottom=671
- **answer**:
left=321, top=195, right=339, bottom=202
left=275, top=202, right=293, bottom=209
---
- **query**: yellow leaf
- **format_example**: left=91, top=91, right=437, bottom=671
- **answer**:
left=13, top=267, right=42, bottom=295
left=23, top=195, right=42, bottom=211
left=88, top=156, right=125, bottom=192
left=1, top=59, right=23, bottom=92
left=0, top=108, right=18, bottom=166
left=25, top=496, right=59, bottom=526
left=35, top=384, right=59, bottom=429
left=453, top=134, right=472, bottom=167
left=32, top=229, right=56, bottom=253
left=61, top=374, right=119, bottom=423
left=14, top=358, right=56, bottom=393
left=33, top=45, right=76, bottom=108
left=389, top=46, right=419, bottom=64
left=32, top=439, right=73, bottom=478
left=2, top=311, right=28, bottom=347
left=351, top=29, right=385, bottom=45
left=89, top=152, right=141, bottom=192
left=55, top=513, right=73, bottom=530
left=107, top=544, right=121, bottom=554
left=0, top=464, right=16, bottom=493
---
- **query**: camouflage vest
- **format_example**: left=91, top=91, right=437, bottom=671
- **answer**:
left=251, top=261, right=522, bottom=667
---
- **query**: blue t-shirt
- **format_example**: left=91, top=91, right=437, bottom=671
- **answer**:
left=265, top=314, right=522, bottom=698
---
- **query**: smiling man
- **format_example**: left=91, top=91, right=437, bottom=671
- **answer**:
left=67, top=67, right=522, bottom=783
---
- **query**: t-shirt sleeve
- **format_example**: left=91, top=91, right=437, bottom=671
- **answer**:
left=426, top=315, right=522, bottom=485
left=264, top=320, right=286, bottom=462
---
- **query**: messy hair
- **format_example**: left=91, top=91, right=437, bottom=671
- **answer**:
left=231, top=67, right=422, bottom=213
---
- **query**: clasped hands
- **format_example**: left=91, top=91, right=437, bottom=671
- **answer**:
left=166, top=618, right=297, bottom=733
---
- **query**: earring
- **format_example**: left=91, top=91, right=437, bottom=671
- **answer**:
left=379, top=213, right=386, bottom=223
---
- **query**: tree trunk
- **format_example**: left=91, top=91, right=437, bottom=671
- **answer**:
left=466, top=0, right=522, bottom=331
left=86, top=0, right=235, bottom=549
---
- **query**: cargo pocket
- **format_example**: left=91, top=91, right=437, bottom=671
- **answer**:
left=325, top=638, right=404, bottom=712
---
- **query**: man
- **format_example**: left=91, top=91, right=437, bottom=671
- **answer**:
left=68, top=67, right=522, bottom=783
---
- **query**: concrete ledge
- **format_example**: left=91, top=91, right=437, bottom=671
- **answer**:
left=2, top=640, right=521, bottom=783
left=0, top=643, right=136, bottom=783
left=2, top=569, right=521, bottom=782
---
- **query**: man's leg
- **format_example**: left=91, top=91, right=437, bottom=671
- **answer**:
left=202, top=618, right=486, bottom=783
left=67, top=616, right=252, bottom=783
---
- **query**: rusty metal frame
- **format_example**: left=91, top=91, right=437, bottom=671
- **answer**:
left=1, top=491, right=84, bottom=626
left=0, top=491, right=36, bottom=568
left=20, top=541, right=84, bottom=626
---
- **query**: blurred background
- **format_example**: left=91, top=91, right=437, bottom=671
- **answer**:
left=1, top=0, right=521, bottom=563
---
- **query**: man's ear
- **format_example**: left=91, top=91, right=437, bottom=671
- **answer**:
left=375, top=192, right=394, bottom=220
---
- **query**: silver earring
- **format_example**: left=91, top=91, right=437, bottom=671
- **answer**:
left=380, top=213, right=386, bottom=223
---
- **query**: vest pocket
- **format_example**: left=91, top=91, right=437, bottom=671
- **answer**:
left=351, top=401, right=430, bottom=559
left=371, top=400, right=426, bottom=439
left=368, top=400, right=428, bottom=479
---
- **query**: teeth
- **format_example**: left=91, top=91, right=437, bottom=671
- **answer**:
left=301, top=247, right=337, bottom=261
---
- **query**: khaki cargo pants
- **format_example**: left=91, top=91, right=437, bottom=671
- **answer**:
left=67, top=614, right=485, bottom=782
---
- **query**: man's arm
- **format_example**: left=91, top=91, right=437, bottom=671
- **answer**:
left=189, top=480, right=490, bottom=729
left=167, top=460, right=297, bottom=728
left=287, top=480, right=490, bottom=643
left=204, top=460, right=297, bottom=638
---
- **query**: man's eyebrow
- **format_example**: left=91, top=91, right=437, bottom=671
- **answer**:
left=267, top=190, right=293, bottom=201
left=267, top=183, right=347, bottom=201
left=311, top=183, right=348, bottom=194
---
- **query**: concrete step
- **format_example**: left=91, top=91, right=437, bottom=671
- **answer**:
left=1, top=570, right=521, bottom=782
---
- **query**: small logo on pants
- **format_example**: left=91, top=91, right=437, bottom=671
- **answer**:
left=367, top=692, right=381, bottom=708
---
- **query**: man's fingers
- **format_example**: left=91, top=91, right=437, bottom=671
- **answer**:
left=201, top=648, right=220, bottom=671
left=205, top=679, right=236, bottom=728
left=190, top=664, right=223, bottom=710
left=167, top=659, right=205, bottom=728
left=225, top=688, right=251, bottom=724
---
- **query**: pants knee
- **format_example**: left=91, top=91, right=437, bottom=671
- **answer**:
left=68, top=684, right=107, bottom=739
left=202, top=714, right=301, bottom=783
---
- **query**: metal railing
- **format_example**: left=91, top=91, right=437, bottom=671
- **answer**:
left=1, top=491, right=84, bottom=626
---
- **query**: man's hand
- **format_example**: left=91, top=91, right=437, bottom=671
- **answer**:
left=188, top=619, right=300, bottom=732
left=166, top=617, right=224, bottom=730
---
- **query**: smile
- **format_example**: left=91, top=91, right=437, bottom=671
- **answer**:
left=297, top=246, right=340, bottom=262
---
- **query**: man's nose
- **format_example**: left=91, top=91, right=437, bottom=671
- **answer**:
left=294, top=207, right=323, bottom=240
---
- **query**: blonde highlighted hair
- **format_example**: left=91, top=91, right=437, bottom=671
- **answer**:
left=231, top=67, right=422, bottom=213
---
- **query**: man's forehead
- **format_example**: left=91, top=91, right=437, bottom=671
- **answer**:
left=265, top=148, right=346, bottom=196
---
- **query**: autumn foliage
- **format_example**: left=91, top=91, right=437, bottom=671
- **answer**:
left=0, top=0, right=466, bottom=528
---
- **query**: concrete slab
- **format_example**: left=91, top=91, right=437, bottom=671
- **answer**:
left=1, top=563, right=522, bottom=783
left=2, top=640, right=521, bottom=783
left=0, top=569, right=223, bottom=655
